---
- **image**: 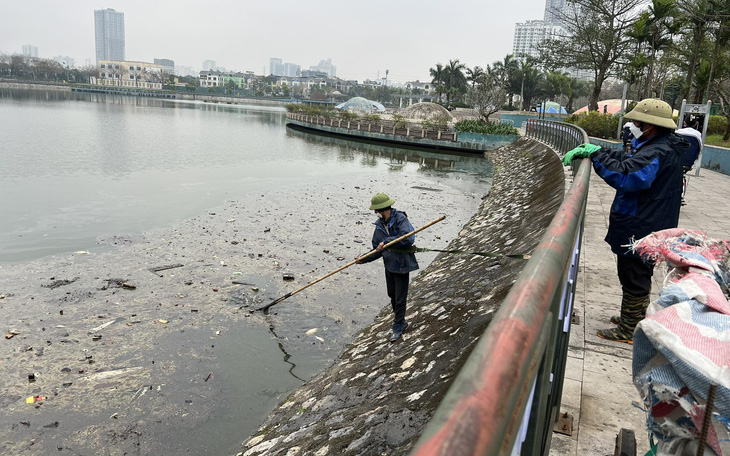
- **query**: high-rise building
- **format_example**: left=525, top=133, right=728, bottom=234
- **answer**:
left=94, top=9, right=125, bottom=63
left=283, top=63, right=300, bottom=77
left=22, top=45, right=38, bottom=58
left=270, top=58, right=284, bottom=76
left=202, top=60, right=217, bottom=71
left=309, top=58, right=336, bottom=77
left=512, top=20, right=564, bottom=60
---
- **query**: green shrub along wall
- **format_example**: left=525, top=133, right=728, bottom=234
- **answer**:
left=564, top=112, right=619, bottom=139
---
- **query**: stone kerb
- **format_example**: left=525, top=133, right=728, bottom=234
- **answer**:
left=239, top=137, right=566, bottom=456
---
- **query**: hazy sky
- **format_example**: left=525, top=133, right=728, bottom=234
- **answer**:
left=1, top=0, right=547, bottom=83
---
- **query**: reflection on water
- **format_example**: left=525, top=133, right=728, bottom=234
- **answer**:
left=286, top=124, right=494, bottom=176
left=0, top=88, right=492, bottom=263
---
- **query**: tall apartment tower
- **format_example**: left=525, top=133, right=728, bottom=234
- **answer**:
left=270, top=58, right=284, bottom=76
left=94, top=8, right=125, bottom=63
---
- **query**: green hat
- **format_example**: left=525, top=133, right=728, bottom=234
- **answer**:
left=624, top=98, right=677, bottom=130
left=369, top=193, right=395, bottom=210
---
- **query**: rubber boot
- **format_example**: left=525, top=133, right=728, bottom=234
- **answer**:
left=609, top=292, right=644, bottom=325
left=598, top=294, right=649, bottom=344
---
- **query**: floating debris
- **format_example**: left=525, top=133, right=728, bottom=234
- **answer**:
left=42, top=277, right=79, bottom=289
left=122, top=282, right=136, bottom=290
left=74, top=251, right=90, bottom=255
left=26, top=395, right=46, bottom=404
left=305, top=328, right=318, bottom=335
left=283, top=273, right=295, bottom=281
left=89, top=320, right=115, bottom=333
left=148, top=263, right=184, bottom=277
left=154, top=319, right=169, bottom=325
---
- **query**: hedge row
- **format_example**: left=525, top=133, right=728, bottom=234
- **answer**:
left=453, top=120, right=520, bottom=136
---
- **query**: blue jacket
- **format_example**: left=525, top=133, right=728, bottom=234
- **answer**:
left=361, top=210, right=419, bottom=274
left=591, top=132, right=689, bottom=257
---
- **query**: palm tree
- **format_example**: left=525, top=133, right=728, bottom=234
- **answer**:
left=466, top=66, right=485, bottom=87
left=492, top=54, right=520, bottom=108
left=429, top=63, right=446, bottom=103
left=445, top=59, right=467, bottom=104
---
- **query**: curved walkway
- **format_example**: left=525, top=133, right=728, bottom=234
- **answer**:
left=551, top=168, right=730, bottom=455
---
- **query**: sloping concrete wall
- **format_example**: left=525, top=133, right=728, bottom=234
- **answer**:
left=239, top=138, right=566, bottom=456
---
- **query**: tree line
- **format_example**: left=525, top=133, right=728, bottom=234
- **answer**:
left=428, top=0, right=730, bottom=124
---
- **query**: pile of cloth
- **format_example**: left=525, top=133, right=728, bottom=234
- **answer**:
left=631, top=228, right=730, bottom=455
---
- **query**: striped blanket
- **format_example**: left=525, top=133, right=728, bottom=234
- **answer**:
left=632, top=228, right=730, bottom=455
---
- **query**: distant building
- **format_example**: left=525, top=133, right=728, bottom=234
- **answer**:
left=154, top=58, right=175, bottom=73
left=94, top=8, right=125, bottom=63
left=174, top=65, right=197, bottom=77
left=53, top=56, right=76, bottom=68
left=544, top=0, right=576, bottom=27
left=22, top=45, right=39, bottom=58
left=405, top=80, right=433, bottom=94
left=199, top=70, right=255, bottom=89
left=97, top=60, right=164, bottom=89
left=309, top=58, right=336, bottom=77
left=283, top=63, right=300, bottom=77
left=202, top=60, right=217, bottom=71
left=512, top=20, right=564, bottom=60
left=270, top=58, right=284, bottom=76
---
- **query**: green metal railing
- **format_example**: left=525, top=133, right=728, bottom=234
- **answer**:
left=411, top=120, right=591, bottom=456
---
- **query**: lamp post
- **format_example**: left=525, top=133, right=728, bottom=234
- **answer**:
left=385, top=69, right=389, bottom=88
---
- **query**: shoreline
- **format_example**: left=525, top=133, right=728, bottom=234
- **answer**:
left=0, top=81, right=291, bottom=107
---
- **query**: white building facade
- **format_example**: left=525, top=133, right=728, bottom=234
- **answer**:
left=98, top=60, right=164, bottom=89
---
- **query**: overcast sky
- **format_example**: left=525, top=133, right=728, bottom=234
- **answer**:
left=1, top=0, right=547, bottom=83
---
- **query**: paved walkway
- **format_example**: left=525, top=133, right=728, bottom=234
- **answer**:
left=550, top=167, right=730, bottom=455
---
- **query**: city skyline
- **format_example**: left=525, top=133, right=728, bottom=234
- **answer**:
left=0, top=0, right=546, bottom=83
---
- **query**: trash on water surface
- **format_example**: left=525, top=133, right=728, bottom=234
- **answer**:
left=74, top=251, right=90, bottom=255
left=283, top=273, right=295, bottom=281
left=26, top=395, right=46, bottom=404
left=154, top=319, right=169, bottom=325
left=305, top=328, right=318, bottom=335
left=6, top=330, right=20, bottom=339
left=122, top=282, right=136, bottom=289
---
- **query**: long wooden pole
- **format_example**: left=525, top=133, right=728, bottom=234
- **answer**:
left=255, top=216, right=445, bottom=312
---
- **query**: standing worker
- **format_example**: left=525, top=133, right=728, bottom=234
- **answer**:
left=356, top=193, right=419, bottom=341
left=562, top=98, right=689, bottom=343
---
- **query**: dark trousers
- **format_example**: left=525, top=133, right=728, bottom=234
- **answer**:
left=385, top=269, right=409, bottom=329
left=617, top=255, right=654, bottom=297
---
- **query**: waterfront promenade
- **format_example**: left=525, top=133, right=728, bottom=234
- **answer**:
left=551, top=166, right=730, bottom=455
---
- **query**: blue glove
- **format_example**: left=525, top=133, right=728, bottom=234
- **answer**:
left=561, top=143, right=601, bottom=165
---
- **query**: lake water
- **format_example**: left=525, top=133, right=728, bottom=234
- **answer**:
left=0, top=88, right=494, bottom=454
left=0, top=89, right=492, bottom=263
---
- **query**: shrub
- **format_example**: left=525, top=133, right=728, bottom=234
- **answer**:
left=564, top=111, right=619, bottom=139
left=339, top=111, right=359, bottom=121
left=453, top=119, right=519, bottom=136
left=706, top=115, right=727, bottom=136
left=421, top=115, right=451, bottom=130
left=362, top=114, right=381, bottom=124
left=392, top=113, right=408, bottom=129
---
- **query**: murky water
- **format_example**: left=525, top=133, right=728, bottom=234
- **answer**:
left=0, top=89, right=491, bottom=263
left=0, top=89, right=494, bottom=455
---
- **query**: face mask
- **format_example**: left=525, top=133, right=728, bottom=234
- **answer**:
left=629, top=123, right=643, bottom=139
left=377, top=212, right=385, bottom=220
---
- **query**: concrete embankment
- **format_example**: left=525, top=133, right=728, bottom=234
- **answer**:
left=0, top=82, right=71, bottom=91
left=239, top=137, right=566, bottom=456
